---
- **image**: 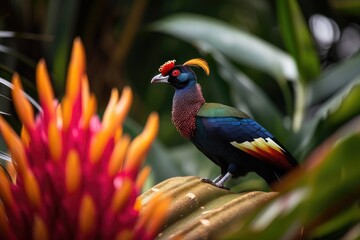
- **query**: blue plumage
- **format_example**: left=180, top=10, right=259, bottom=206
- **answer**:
left=151, top=58, right=298, bottom=188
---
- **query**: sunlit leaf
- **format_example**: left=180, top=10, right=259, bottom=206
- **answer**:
left=277, top=0, right=320, bottom=83
left=151, top=13, right=298, bottom=82
left=141, top=176, right=277, bottom=239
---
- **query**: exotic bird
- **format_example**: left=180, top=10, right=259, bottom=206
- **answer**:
left=151, top=59, right=298, bottom=188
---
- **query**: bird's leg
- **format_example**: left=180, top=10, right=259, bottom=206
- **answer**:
left=201, top=174, right=224, bottom=186
left=201, top=174, right=223, bottom=184
left=212, top=174, right=224, bottom=183
left=214, top=172, right=232, bottom=188
left=201, top=172, right=231, bottom=190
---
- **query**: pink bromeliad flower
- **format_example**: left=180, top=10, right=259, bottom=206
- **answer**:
left=0, top=38, right=169, bottom=240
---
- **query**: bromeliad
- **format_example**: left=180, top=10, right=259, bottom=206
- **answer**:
left=151, top=59, right=298, bottom=189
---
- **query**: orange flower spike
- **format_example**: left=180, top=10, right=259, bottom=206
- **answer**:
left=81, top=94, right=97, bottom=129
left=20, top=126, right=30, bottom=148
left=0, top=203, right=10, bottom=239
left=89, top=130, right=110, bottom=164
left=61, top=97, right=72, bottom=131
left=103, top=87, right=132, bottom=132
left=136, top=193, right=171, bottom=239
left=0, top=170, right=15, bottom=209
left=48, top=120, right=62, bottom=161
left=115, top=229, right=134, bottom=240
left=102, top=89, right=119, bottom=127
left=124, top=112, right=159, bottom=173
left=0, top=117, right=28, bottom=174
left=0, top=38, right=169, bottom=239
left=136, top=193, right=166, bottom=231
left=110, top=178, right=132, bottom=213
left=56, top=103, right=63, bottom=127
left=108, top=135, right=131, bottom=177
left=114, top=126, right=123, bottom=142
left=136, top=166, right=151, bottom=190
left=90, top=87, right=132, bottom=164
left=11, top=74, right=35, bottom=130
left=32, top=214, right=49, bottom=240
left=5, top=162, right=16, bottom=183
left=81, top=75, right=90, bottom=107
left=23, top=170, right=42, bottom=209
left=78, top=194, right=96, bottom=236
left=66, top=38, right=86, bottom=104
left=65, top=150, right=82, bottom=193
left=36, top=59, right=55, bottom=118
left=113, top=86, right=133, bottom=126
left=145, top=196, right=171, bottom=238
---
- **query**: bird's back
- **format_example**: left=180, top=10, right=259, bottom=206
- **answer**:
left=192, top=103, right=298, bottom=185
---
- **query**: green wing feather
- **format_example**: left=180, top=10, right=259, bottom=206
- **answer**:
left=197, top=103, right=250, bottom=119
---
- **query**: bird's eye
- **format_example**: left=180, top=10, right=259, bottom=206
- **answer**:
left=172, top=69, right=180, bottom=77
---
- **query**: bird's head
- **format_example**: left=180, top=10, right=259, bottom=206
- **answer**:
left=151, top=58, right=210, bottom=89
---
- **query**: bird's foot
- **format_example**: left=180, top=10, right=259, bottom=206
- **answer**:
left=201, top=178, right=230, bottom=190
left=201, top=178, right=214, bottom=184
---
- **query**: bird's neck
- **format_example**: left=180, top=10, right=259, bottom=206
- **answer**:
left=172, top=83, right=205, bottom=139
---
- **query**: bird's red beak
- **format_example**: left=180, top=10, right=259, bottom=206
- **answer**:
left=151, top=73, right=169, bottom=84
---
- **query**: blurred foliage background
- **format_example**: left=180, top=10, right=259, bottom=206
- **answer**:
left=1, top=0, right=360, bottom=189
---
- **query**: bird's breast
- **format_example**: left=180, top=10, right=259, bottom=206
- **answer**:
left=171, top=84, right=205, bottom=139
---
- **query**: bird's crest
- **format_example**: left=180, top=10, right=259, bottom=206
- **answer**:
left=159, top=60, right=176, bottom=76
left=183, top=58, right=210, bottom=76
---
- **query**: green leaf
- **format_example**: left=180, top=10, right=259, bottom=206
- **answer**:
left=277, top=0, right=320, bottom=83
left=291, top=75, right=360, bottom=156
left=151, top=13, right=298, bottom=82
left=308, top=53, right=360, bottom=105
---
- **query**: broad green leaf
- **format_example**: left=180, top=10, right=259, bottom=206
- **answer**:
left=277, top=0, right=320, bottom=83
left=308, top=52, right=360, bottom=105
left=151, top=14, right=298, bottom=82
left=310, top=206, right=360, bottom=238
left=224, top=127, right=360, bottom=239
left=291, top=75, right=360, bottom=156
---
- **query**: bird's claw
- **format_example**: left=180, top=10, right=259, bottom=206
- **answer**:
left=201, top=178, right=230, bottom=190
left=201, top=178, right=213, bottom=184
